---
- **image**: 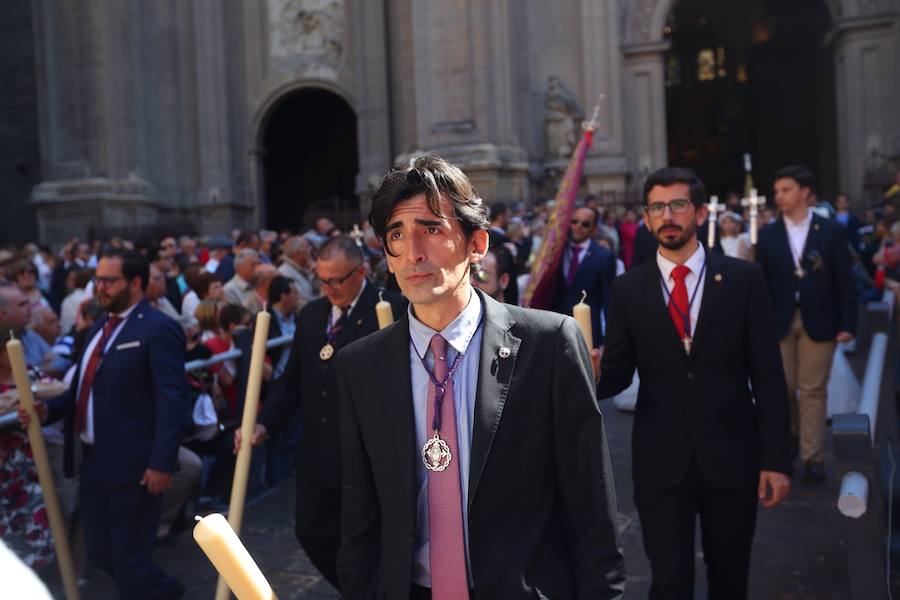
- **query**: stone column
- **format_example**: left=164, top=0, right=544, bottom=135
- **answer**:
left=621, top=41, right=670, bottom=195
left=830, top=14, right=899, bottom=205
left=579, top=0, right=629, bottom=195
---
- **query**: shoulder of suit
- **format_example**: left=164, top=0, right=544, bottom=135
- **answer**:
left=502, top=303, right=571, bottom=334
left=338, top=318, right=400, bottom=361
left=612, top=259, right=655, bottom=288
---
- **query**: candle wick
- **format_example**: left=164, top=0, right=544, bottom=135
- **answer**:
left=580, top=290, right=587, bottom=304
left=8, top=331, right=16, bottom=341
left=194, top=515, right=202, bottom=522
left=379, top=290, right=384, bottom=302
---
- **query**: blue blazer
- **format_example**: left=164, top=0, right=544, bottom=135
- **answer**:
left=552, top=239, right=616, bottom=347
left=756, top=214, right=857, bottom=342
left=47, top=298, right=189, bottom=481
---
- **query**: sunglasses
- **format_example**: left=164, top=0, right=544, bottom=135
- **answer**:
left=571, top=219, right=595, bottom=228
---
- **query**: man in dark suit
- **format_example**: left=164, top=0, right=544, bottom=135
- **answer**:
left=756, top=165, right=857, bottom=481
left=597, top=167, right=792, bottom=600
left=236, top=235, right=406, bottom=590
left=337, top=154, right=624, bottom=599
left=552, top=206, right=616, bottom=347
left=23, top=249, right=188, bottom=599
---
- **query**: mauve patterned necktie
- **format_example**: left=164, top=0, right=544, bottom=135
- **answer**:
left=425, top=334, right=470, bottom=599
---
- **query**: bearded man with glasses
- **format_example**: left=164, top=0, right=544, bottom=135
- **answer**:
left=234, top=234, right=406, bottom=591
left=597, top=166, right=792, bottom=600
left=551, top=204, right=617, bottom=349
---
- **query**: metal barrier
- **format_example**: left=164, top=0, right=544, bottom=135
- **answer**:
left=0, top=333, right=294, bottom=430
left=833, top=290, right=898, bottom=600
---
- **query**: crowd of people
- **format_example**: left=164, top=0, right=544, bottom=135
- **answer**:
left=0, top=161, right=898, bottom=598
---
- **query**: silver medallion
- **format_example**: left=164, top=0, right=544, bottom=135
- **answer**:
left=319, top=343, right=335, bottom=361
left=795, top=267, right=806, bottom=279
left=682, top=336, right=692, bottom=354
left=422, top=433, right=452, bottom=471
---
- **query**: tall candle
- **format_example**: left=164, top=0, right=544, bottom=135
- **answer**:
left=194, top=513, right=277, bottom=600
left=6, top=337, right=81, bottom=600
left=376, top=290, right=393, bottom=329
left=573, top=290, right=593, bottom=350
left=215, top=308, right=271, bottom=600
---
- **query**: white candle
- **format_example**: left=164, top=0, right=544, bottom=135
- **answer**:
left=215, top=308, right=271, bottom=600
left=573, top=290, right=593, bottom=350
left=194, top=513, right=277, bottom=600
left=376, top=290, right=393, bottom=329
left=6, top=336, right=81, bottom=600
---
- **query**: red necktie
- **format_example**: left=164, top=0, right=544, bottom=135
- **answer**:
left=426, top=334, right=469, bottom=599
left=566, top=244, right=581, bottom=286
left=668, top=265, right=691, bottom=340
left=75, top=316, right=122, bottom=434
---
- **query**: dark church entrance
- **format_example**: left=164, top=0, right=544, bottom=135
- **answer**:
left=261, top=88, right=359, bottom=232
left=664, top=0, right=838, bottom=199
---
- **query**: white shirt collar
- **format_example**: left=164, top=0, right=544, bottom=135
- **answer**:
left=784, top=208, right=813, bottom=229
left=570, top=238, right=591, bottom=251
left=408, top=288, right=482, bottom=358
left=656, top=241, right=706, bottom=281
left=113, top=301, right=139, bottom=321
left=331, top=278, right=367, bottom=319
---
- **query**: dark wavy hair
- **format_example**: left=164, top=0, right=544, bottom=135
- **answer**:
left=368, top=153, right=489, bottom=256
left=642, top=167, right=707, bottom=208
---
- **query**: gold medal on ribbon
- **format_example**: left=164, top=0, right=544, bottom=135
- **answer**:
left=319, top=343, right=335, bottom=361
left=422, top=432, right=452, bottom=471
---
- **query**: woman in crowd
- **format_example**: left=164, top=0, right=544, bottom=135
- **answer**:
left=183, top=271, right=224, bottom=321
left=12, top=262, right=50, bottom=312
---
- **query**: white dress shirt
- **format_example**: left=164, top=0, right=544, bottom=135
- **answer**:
left=656, top=242, right=707, bottom=338
left=328, top=279, right=367, bottom=330
left=78, top=302, right=138, bottom=444
left=784, top=208, right=813, bottom=271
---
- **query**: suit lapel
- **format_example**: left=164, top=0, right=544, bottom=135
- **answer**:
left=335, top=282, right=377, bottom=346
left=378, top=313, right=418, bottom=523
left=775, top=218, right=796, bottom=271
left=96, top=300, right=147, bottom=376
left=468, top=291, right=520, bottom=509
left=689, top=252, right=725, bottom=357
left=800, top=215, right=822, bottom=270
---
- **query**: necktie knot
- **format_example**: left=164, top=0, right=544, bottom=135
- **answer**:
left=104, top=316, right=123, bottom=334
left=429, top=334, right=448, bottom=363
left=671, top=265, right=691, bottom=282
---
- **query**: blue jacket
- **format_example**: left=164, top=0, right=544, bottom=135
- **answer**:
left=552, top=239, right=616, bottom=347
left=47, top=298, right=189, bottom=481
left=756, top=214, right=857, bottom=342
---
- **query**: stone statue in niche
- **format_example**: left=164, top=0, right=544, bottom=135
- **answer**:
left=269, top=0, right=344, bottom=76
left=545, top=76, right=583, bottom=159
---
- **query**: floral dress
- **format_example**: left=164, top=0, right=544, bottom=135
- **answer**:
left=0, top=381, right=54, bottom=568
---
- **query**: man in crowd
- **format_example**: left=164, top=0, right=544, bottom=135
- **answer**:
left=204, top=235, right=233, bottom=276
left=0, top=285, right=64, bottom=374
left=245, top=263, right=278, bottom=314
left=597, top=166, right=791, bottom=599
left=223, top=249, right=261, bottom=307
left=278, top=235, right=318, bottom=309
left=552, top=205, right=616, bottom=348
left=20, top=249, right=189, bottom=598
left=235, top=235, right=406, bottom=590
left=757, top=165, right=857, bottom=481
left=472, top=246, right=513, bottom=303
left=147, top=265, right=181, bottom=321
left=336, top=154, right=624, bottom=598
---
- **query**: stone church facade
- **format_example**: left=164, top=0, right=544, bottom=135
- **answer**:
left=22, top=0, right=900, bottom=244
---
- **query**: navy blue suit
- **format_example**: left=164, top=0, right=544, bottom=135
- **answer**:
left=47, top=298, right=188, bottom=599
left=756, top=214, right=857, bottom=341
left=552, top=239, right=616, bottom=347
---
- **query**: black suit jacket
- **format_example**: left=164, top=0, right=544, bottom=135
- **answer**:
left=597, top=251, right=791, bottom=488
left=756, top=214, right=857, bottom=341
left=257, top=283, right=406, bottom=488
left=336, top=290, right=625, bottom=600
left=552, top=239, right=616, bottom=347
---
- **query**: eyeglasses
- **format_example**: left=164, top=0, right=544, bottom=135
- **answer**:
left=316, top=263, right=362, bottom=289
left=645, top=199, right=693, bottom=218
left=571, top=219, right=595, bottom=228
left=95, top=275, right=125, bottom=286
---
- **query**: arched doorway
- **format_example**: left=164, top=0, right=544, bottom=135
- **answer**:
left=663, top=0, right=838, bottom=198
left=260, top=88, right=359, bottom=232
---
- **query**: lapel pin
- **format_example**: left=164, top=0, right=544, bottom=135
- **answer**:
left=814, top=224, right=820, bottom=231
left=498, top=347, right=511, bottom=359
left=714, top=273, right=722, bottom=282
left=357, top=319, right=363, bottom=326
left=137, top=313, right=144, bottom=319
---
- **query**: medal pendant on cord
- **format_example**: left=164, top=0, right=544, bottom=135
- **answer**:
left=319, top=343, right=335, bottom=360
left=422, top=431, right=452, bottom=471
left=682, top=336, right=692, bottom=354
left=795, top=266, right=806, bottom=279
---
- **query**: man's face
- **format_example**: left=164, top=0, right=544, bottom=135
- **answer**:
left=645, top=183, right=706, bottom=251
left=160, top=238, right=177, bottom=256
left=316, top=218, right=335, bottom=236
left=32, top=309, right=61, bottom=343
left=836, top=195, right=849, bottom=211
left=15, top=266, right=38, bottom=292
left=384, top=194, right=487, bottom=309
left=316, top=254, right=365, bottom=308
left=236, top=254, right=261, bottom=282
left=774, top=177, right=810, bottom=214
left=472, top=251, right=506, bottom=302
left=147, top=267, right=167, bottom=301
left=95, top=257, right=134, bottom=314
left=0, top=288, right=31, bottom=331
left=282, top=284, right=300, bottom=313
left=180, top=238, right=197, bottom=256
left=75, top=243, right=91, bottom=263
left=292, top=239, right=311, bottom=266
left=570, top=207, right=597, bottom=244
